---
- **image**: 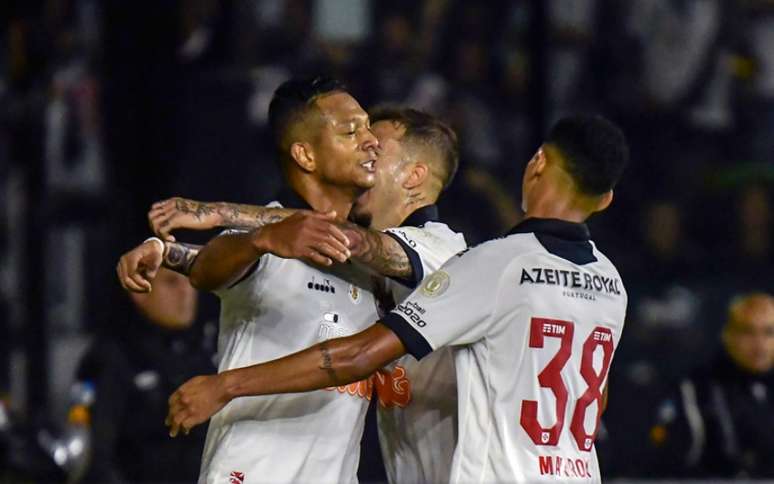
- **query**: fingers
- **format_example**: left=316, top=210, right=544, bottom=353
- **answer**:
left=148, top=198, right=181, bottom=241
left=326, top=224, right=350, bottom=248
left=129, top=270, right=153, bottom=293
left=305, top=250, right=334, bottom=267
left=117, top=257, right=149, bottom=293
left=315, top=240, right=350, bottom=264
left=166, top=389, right=200, bottom=437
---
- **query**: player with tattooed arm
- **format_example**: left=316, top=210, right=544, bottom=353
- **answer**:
left=118, top=104, right=466, bottom=483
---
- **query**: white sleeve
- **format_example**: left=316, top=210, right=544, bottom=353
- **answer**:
left=380, top=243, right=506, bottom=360
left=383, top=224, right=467, bottom=287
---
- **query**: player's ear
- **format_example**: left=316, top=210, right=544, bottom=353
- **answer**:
left=533, top=148, right=548, bottom=175
left=290, top=142, right=315, bottom=172
left=594, top=190, right=613, bottom=213
left=403, top=162, right=429, bottom=189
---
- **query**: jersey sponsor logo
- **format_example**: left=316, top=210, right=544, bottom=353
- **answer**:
left=537, top=455, right=592, bottom=479
left=394, top=301, right=428, bottom=327
left=318, top=312, right=348, bottom=340
left=229, top=471, right=245, bottom=484
left=373, top=365, right=411, bottom=408
left=307, top=277, right=336, bottom=294
left=420, top=271, right=450, bottom=298
left=327, top=378, right=373, bottom=400
left=519, top=267, right=622, bottom=296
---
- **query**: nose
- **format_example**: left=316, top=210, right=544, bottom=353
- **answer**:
left=361, top=128, right=379, bottom=153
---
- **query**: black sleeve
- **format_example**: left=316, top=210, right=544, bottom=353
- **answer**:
left=380, top=313, right=433, bottom=360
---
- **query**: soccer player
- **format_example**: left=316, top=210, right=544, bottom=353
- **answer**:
left=176, top=76, right=380, bottom=484
left=166, top=114, right=630, bottom=483
left=118, top=104, right=466, bottom=482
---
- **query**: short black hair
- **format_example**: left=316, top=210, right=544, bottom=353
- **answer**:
left=546, top=115, right=629, bottom=195
left=369, top=105, right=459, bottom=190
left=267, top=76, right=347, bottom=151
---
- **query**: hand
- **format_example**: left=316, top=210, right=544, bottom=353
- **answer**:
left=166, top=374, right=230, bottom=437
left=116, top=240, right=164, bottom=293
left=148, top=197, right=222, bottom=241
left=255, top=210, right=351, bottom=266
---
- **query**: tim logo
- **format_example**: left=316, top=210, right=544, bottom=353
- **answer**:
left=229, top=471, right=245, bottom=484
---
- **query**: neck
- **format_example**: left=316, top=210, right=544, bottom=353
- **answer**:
left=371, top=194, right=434, bottom=230
left=289, top=173, right=360, bottom=221
left=524, top=186, right=594, bottom=224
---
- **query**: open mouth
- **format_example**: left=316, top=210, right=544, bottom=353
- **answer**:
left=360, top=159, right=376, bottom=173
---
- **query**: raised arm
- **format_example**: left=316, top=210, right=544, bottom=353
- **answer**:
left=189, top=211, right=352, bottom=292
left=166, top=323, right=406, bottom=436
left=148, top=197, right=296, bottom=241
left=148, top=198, right=416, bottom=280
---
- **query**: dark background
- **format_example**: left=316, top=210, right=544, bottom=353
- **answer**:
left=1, top=0, right=772, bottom=479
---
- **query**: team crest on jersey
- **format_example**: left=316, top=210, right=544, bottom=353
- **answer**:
left=348, top=284, right=362, bottom=304
left=229, top=471, right=245, bottom=484
left=421, top=271, right=450, bottom=298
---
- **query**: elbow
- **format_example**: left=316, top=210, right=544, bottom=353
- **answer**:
left=188, top=260, right=219, bottom=292
left=188, top=263, right=206, bottom=290
left=330, top=339, right=381, bottom=384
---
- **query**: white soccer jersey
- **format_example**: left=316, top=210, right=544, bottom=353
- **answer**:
left=199, top=192, right=377, bottom=484
left=382, top=218, right=628, bottom=483
left=374, top=206, right=467, bottom=484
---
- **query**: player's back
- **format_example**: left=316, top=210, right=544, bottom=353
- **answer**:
left=453, top=224, right=626, bottom=483
left=383, top=218, right=627, bottom=483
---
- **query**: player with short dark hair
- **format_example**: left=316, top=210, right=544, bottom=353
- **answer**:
left=170, top=76, right=382, bottom=484
left=166, top=114, right=630, bottom=483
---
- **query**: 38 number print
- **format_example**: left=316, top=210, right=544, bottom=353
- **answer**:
left=519, top=317, right=613, bottom=452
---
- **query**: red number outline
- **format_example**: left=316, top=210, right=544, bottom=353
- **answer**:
left=519, top=318, right=614, bottom=452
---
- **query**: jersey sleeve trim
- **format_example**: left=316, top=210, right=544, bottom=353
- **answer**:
left=381, top=313, right=433, bottom=360
left=383, top=231, right=424, bottom=288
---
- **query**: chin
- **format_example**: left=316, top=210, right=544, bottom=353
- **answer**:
left=356, top=174, right=376, bottom=189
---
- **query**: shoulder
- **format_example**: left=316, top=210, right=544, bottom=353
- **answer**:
left=387, top=223, right=467, bottom=251
left=445, top=234, right=539, bottom=278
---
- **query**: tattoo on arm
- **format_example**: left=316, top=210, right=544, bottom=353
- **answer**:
left=319, top=341, right=339, bottom=383
left=216, top=202, right=291, bottom=229
left=163, top=242, right=202, bottom=276
left=341, top=223, right=412, bottom=278
left=175, top=199, right=217, bottom=221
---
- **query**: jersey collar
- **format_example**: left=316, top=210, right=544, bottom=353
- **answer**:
left=506, top=217, right=591, bottom=241
left=275, top=187, right=313, bottom=210
left=401, top=204, right=440, bottom=228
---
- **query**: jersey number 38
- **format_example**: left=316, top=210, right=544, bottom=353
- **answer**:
left=519, top=317, right=613, bottom=452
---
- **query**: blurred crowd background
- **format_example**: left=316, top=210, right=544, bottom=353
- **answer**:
left=1, top=0, right=772, bottom=481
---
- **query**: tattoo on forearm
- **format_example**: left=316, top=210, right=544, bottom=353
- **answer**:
left=163, top=242, right=201, bottom=276
left=341, top=223, right=412, bottom=278
left=175, top=199, right=217, bottom=222
left=319, top=341, right=338, bottom=383
left=216, top=203, right=289, bottom=229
